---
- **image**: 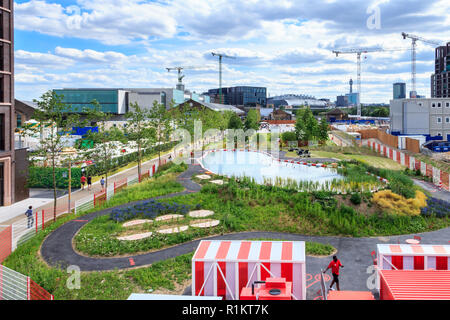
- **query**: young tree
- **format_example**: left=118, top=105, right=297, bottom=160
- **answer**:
left=244, top=109, right=260, bottom=131
left=228, top=112, right=243, bottom=130
left=318, top=117, right=330, bottom=145
left=27, top=90, right=81, bottom=221
left=83, top=100, right=127, bottom=190
left=148, top=101, right=173, bottom=165
left=125, top=102, right=156, bottom=178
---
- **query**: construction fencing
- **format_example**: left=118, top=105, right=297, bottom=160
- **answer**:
left=365, top=140, right=450, bottom=191
left=0, top=265, right=53, bottom=300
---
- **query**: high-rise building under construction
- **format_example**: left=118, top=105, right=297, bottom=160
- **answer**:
left=431, top=42, right=450, bottom=98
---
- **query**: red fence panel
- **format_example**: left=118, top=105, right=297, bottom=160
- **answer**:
left=389, top=149, right=393, bottom=160
left=114, top=178, right=128, bottom=194
left=405, top=154, right=410, bottom=168
left=0, top=226, right=12, bottom=263
left=415, top=159, right=421, bottom=171
left=383, top=146, right=387, bottom=156
left=28, top=278, right=54, bottom=300
left=441, top=171, right=450, bottom=191
left=426, top=164, right=433, bottom=178
left=396, top=152, right=401, bottom=163
left=94, top=190, right=107, bottom=207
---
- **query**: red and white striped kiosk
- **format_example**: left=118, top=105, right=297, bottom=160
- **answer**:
left=377, top=244, right=450, bottom=270
left=192, top=240, right=306, bottom=300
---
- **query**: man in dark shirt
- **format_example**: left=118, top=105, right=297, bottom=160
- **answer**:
left=324, top=255, right=344, bottom=291
left=25, top=206, right=34, bottom=229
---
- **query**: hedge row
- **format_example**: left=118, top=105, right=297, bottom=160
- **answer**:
left=28, top=167, right=82, bottom=189
left=27, top=142, right=178, bottom=189
left=84, top=142, right=178, bottom=177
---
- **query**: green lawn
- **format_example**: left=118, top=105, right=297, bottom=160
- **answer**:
left=310, top=150, right=405, bottom=170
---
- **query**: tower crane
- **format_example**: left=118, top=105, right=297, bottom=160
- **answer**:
left=211, top=52, right=236, bottom=104
left=166, top=66, right=199, bottom=91
left=401, top=33, right=441, bottom=98
left=333, top=47, right=409, bottom=116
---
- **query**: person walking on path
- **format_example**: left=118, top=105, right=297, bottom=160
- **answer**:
left=25, top=206, right=34, bottom=229
left=100, top=177, right=105, bottom=191
left=87, top=175, right=92, bottom=191
left=324, top=255, right=344, bottom=291
left=81, top=175, right=86, bottom=190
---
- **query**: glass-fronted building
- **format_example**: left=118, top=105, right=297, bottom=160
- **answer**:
left=54, top=88, right=210, bottom=115
left=54, top=89, right=125, bottom=114
left=393, top=83, right=406, bottom=100
left=207, top=86, right=267, bottom=107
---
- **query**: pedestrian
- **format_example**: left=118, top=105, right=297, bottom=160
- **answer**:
left=323, top=255, right=344, bottom=291
left=100, top=177, right=105, bottom=190
left=25, top=206, right=34, bottom=229
left=87, top=175, right=92, bottom=191
left=80, top=175, right=86, bottom=190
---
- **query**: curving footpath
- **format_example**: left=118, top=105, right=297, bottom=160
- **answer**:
left=41, top=162, right=450, bottom=299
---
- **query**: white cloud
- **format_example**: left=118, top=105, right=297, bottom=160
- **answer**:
left=15, top=0, right=177, bottom=45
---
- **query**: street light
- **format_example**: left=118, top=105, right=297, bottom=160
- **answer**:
left=61, top=147, right=77, bottom=214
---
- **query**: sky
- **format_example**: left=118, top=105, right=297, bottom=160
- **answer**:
left=13, top=0, right=450, bottom=104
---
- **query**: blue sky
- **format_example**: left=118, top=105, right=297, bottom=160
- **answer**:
left=14, top=0, right=450, bottom=103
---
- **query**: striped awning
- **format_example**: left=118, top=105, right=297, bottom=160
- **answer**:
left=193, top=240, right=305, bottom=263
left=378, top=244, right=450, bottom=256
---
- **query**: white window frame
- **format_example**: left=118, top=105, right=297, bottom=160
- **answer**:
left=437, top=117, right=442, bottom=123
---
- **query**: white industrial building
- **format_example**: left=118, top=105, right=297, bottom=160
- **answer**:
left=390, top=98, right=450, bottom=140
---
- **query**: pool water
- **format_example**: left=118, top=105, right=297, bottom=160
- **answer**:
left=200, top=150, right=343, bottom=185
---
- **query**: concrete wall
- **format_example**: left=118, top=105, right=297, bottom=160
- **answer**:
left=128, top=91, right=161, bottom=111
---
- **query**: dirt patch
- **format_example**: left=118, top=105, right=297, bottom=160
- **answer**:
left=151, top=279, right=192, bottom=296
left=335, top=195, right=378, bottom=215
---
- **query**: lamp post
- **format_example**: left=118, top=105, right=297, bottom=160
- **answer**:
left=62, top=148, right=77, bottom=214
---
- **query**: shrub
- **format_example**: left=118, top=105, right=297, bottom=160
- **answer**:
left=350, top=193, right=362, bottom=205
left=421, top=197, right=450, bottom=218
left=28, top=167, right=82, bottom=188
left=109, top=199, right=191, bottom=223
left=372, top=190, right=427, bottom=216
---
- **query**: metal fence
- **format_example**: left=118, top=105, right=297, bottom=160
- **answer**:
left=0, top=265, right=53, bottom=300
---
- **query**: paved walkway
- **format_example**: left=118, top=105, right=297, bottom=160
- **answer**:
left=413, top=178, right=450, bottom=202
left=40, top=162, right=450, bottom=300
left=0, top=153, right=174, bottom=226
left=0, top=189, right=67, bottom=224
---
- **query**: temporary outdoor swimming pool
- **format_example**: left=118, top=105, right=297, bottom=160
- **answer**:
left=200, top=150, right=343, bottom=185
